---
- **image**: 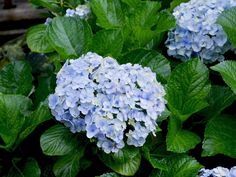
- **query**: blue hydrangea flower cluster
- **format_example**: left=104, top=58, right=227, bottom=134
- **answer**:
left=166, top=0, right=236, bottom=63
left=48, top=52, right=166, bottom=153
left=65, top=4, right=90, bottom=19
left=199, top=166, right=236, bottom=177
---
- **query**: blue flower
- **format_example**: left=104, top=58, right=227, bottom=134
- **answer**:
left=49, top=52, right=166, bottom=153
left=229, top=167, right=236, bottom=177
left=48, top=95, right=59, bottom=109
left=65, top=9, right=75, bottom=17
left=65, top=4, right=90, bottom=19
left=44, top=17, right=52, bottom=25
left=86, top=124, right=99, bottom=138
left=166, top=0, right=236, bottom=63
left=199, top=166, right=236, bottom=177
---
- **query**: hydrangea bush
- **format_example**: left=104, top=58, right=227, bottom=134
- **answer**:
left=0, top=0, right=236, bottom=176
left=166, top=0, right=236, bottom=63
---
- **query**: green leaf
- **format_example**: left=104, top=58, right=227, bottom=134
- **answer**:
left=0, top=94, right=32, bottom=149
left=97, top=172, right=120, bottom=177
left=211, top=61, right=236, bottom=95
left=22, top=158, right=41, bottom=177
left=147, top=156, right=169, bottom=171
left=53, top=147, right=84, bottom=177
left=17, top=101, right=51, bottom=146
left=129, top=1, right=161, bottom=28
left=166, top=116, right=201, bottom=153
left=7, top=158, right=41, bottom=177
left=99, top=147, right=141, bottom=176
left=40, top=125, right=78, bottom=156
left=202, top=115, right=236, bottom=158
left=124, top=1, right=162, bottom=48
left=30, top=0, right=63, bottom=14
left=142, top=140, right=171, bottom=171
left=202, top=86, right=236, bottom=118
left=64, top=0, right=82, bottom=8
left=150, top=154, right=202, bottom=177
left=0, top=61, right=33, bottom=96
left=217, top=7, right=236, bottom=47
left=26, top=24, right=54, bottom=53
left=47, top=16, right=92, bottom=58
left=46, top=52, right=64, bottom=72
left=169, top=0, right=189, bottom=11
left=120, top=0, right=139, bottom=7
left=167, top=59, right=211, bottom=121
left=91, top=0, right=125, bottom=29
left=155, top=10, right=176, bottom=33
left=35, top=74, right=56, bottom=106
left=158, top=108, right=171, bottom=123
left=121, top=49, right=171, bottom=83
left=91, top=29, right=124, bottom=58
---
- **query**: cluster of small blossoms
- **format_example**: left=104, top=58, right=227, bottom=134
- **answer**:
left=199, top=166, right=236, bottom=177
left=48, top=52, right=166, bottom=153
left=166, top=0, right=236, bottom=63
left=65, top=4, right=90, bottom=19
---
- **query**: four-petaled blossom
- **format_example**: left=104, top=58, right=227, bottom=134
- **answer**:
left=48, top=52, right=166, bottom=153
left=166, top=0, right=236, bottom=63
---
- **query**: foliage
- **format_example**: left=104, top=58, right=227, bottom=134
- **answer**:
left=0, top=0, right=236, bottom=176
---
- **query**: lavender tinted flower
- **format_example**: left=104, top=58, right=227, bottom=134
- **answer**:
left=44, top=17, right=52, bottom=25
left=199, top=166, right=236, bottom=177
left=48, top=52, right=166, bottom=153
left=65, top=4, right=91, bottom=19
left=166, top=0, right=236, bottom=63
left=229, top=167, right=236, bottom=177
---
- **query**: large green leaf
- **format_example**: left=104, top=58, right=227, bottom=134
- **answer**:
left=40, top=125, right=78, bottom=156
left=91, top=0, right=125, bottom=29
left=150, top=154, right=202, bottom=177
left=121, top=49, right=171, bottom=83
left=166, top=116, right=201, bottom=153
left=53, top=147, right=84, bottom=177
left=201, top=86, right=236, bottom=118
left=91, top=29, right=124, bottom=58
left=26, top=24, right=54, bottom=53
left=211, top=61, right=236, bottom=95
left=167, top=59, right=211, bottom=121
left=217, top=7, right=236, bottom=47
left=47, top=16, right=92, bottom=58
left=0, top=61, right=33, bottom=96
left=202, top=115, right=236, bottom=158
left=0, top=94, right=32, bottom=149
left=99, top=147, right=141, bottom=176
